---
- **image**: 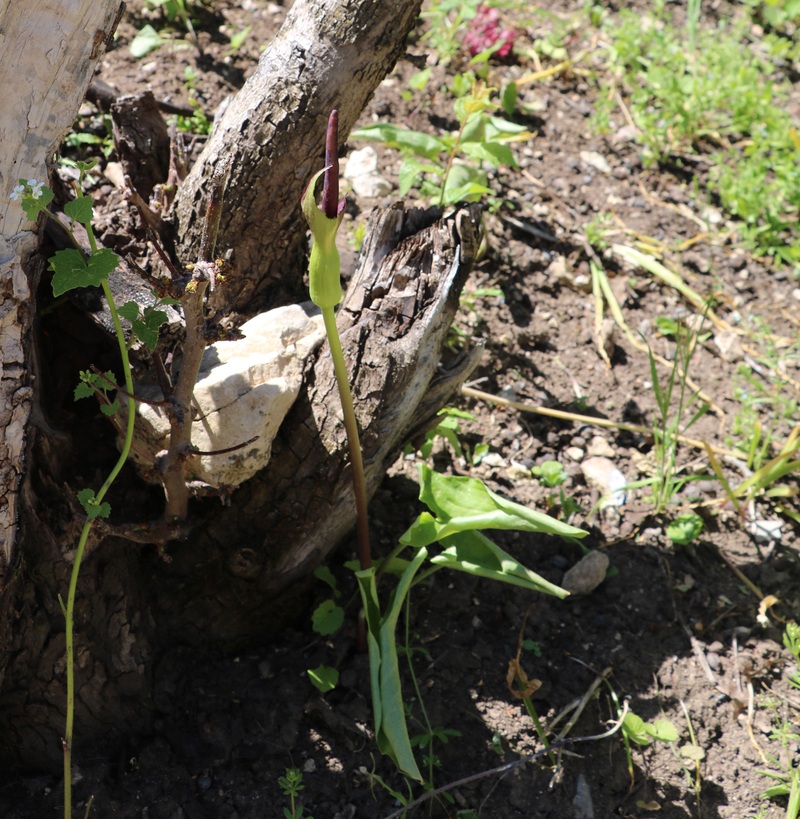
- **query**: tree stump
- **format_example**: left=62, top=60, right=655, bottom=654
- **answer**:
left=0, top=202, right=483, bottom=769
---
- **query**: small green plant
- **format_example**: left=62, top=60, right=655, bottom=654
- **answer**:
left=760, top=700, right=800, bottom=819
left=12, top=169, right=141, bottom=819
left=531, top=460, right=583, bottom=522
left=784, top=622, right=800, bottom=690
left=279, top=767, right=315, bottom=819
left=643, top=322, right=710, bottom=513
left=351, top=75, right=530, bottom=208
left=595, top=6, right=800, bottom=263
left=666, top=512, right=704, bottom=545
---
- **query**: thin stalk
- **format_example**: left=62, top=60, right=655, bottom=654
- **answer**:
left=64, top=277, right=136, bottom=819
left=321, top=306, right=370, bottom=572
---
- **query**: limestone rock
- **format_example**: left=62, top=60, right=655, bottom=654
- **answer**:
left=562, top=551, right=610, bottom=596
left=129, top=303, right=325, bottom=487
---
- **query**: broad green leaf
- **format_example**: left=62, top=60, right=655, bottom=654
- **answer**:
left=460, top=140, right=516, bottom=168
left=64, top=196, right=94, bottom=226
left=501, top=82, right=518, bottom=116
left=100, top=400, right=120, bottom=416
left=647, top=717, right=679, bottom=743
left=130, top=24, right=164, bottom=58
left=356, top=548, right=427, bottom=783
left=307, top=664, right=339, bottom=693
left=117, top=301, right=141, bottom=322
left=351, top=124, right=447, bottom=161
left=405, top=464, right=587, bottom=542
left=50, top=247, right=119, bottom=297
left=429, top=529, right=569, bottom=597
left=311, top=599, right=344, bottom=636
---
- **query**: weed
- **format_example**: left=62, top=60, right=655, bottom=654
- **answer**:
left=531, top=460, right=583, bottom=522
left=351, top=74, right=530, bottom=208
left=666, top=512, right=704, bottom=545
left=595, top=7, right=800, bottom=263
left=783, top=622, right=800, bottom=690
left=279, top=767, right=315, bottom=819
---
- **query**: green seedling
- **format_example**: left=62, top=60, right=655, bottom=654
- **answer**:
left=531, top=460, right=583, bottom=522
left=351, top=74, right=530, bottom=208
left=666, top=513, right=704, bottom=545
left=784, top=622, right=800, bottom=690
left=12, top=169, right=139, bottom=819
left=279, top=767, right=314, bottom=819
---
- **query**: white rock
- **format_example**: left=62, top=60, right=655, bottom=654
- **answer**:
left=581, top=456, right=627, bottom=506
left=714, top=329, right=744, bottom=363
left=562, top=551, right=610, bottom=596
left=579, top=150, right=612, bottom=175
left=587, top=437, right=615, bottom=458
left=344, top=146, right=393, bottom=198
left=748, top=519, right=783, bottom=544
left=565, top=446, right=585, bottom=462
left=130, top=303, right=325, bottom=487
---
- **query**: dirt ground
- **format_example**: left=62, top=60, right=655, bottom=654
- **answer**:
left=3, top=0, right=800, bottom=816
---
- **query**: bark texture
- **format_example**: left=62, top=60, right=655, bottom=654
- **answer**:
left=173, top=0, right=423, bottom=312
left=0, top=0, right=124, bottom=575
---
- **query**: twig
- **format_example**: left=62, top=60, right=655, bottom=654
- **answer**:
left=460, top=383, right=748, bottom=460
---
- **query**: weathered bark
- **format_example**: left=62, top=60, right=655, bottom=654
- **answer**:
left=0, top=0, right=124, bottom=578
left=173, top=0, right=423, bottom=312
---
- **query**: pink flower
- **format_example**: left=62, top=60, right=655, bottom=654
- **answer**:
left=463, top=5, right=516, bottom=60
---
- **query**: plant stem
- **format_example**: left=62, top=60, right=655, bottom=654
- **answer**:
left=521, top=695, right=557, bottom=767
left=321, top=305, right=371, bottom=573
left=64, top=278, right=136, bottom=819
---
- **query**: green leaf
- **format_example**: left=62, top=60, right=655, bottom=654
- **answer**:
left=311, top=599, right=344, bottom=636
left=356, top=549, right=428, bottom=783
left=429, top=529, right=569, bottom=597
left=130, top=24, right=164, bottom=58
left=405, top=463, right=587, bottom=542
left=64, top=196, right=94, bottom=226
left=666, top=513, right=704, bottom=545
left=100, top=400, right=120, bottom=416
left=74, top=382, right=95, bottom=401
left=117, top=301, right=141, bottom=322
left=313, top=565, right=340, bottom=597
left=460, top=140, right=516, bottom=167
left=501, top=82, right=518, bottom=116
left=131, top=307, right=168, bottom=350
left=622, top=712, right=652, bottom=746
left=307, top=664, right=339, bottom=693
left=50, top=247, right=119, bottom=297
left=351, top=124, right=448, bottom=161
left=646, top=717, right=679, bottom=743
left=76, top=488, right=111, bottom=519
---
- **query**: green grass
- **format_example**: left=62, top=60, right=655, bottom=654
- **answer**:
left=593, top=6, right=800, bottom=265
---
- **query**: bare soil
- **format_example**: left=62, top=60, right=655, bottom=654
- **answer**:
left=3, top=1, right=800, bottom=817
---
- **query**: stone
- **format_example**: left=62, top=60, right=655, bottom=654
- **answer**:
left=562, top=550, right=610, bottom=596
left=581, top=456, right=627, bottom=506
left=344, top=146, right=393, bottom=198
left=129, top=303, right=325, bottom=487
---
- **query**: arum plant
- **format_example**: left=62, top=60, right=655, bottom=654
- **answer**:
left=304, top=112, right=589, bottom=785
left=301, top=111, right=372, bottom=576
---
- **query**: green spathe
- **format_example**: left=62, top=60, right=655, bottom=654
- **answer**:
left=301, top=166, right=344, bottom=309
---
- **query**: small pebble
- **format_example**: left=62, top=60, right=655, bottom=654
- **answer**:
left=562, top=551, right=610, bottom=595
left=196, top=774, right=211, bottom=791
